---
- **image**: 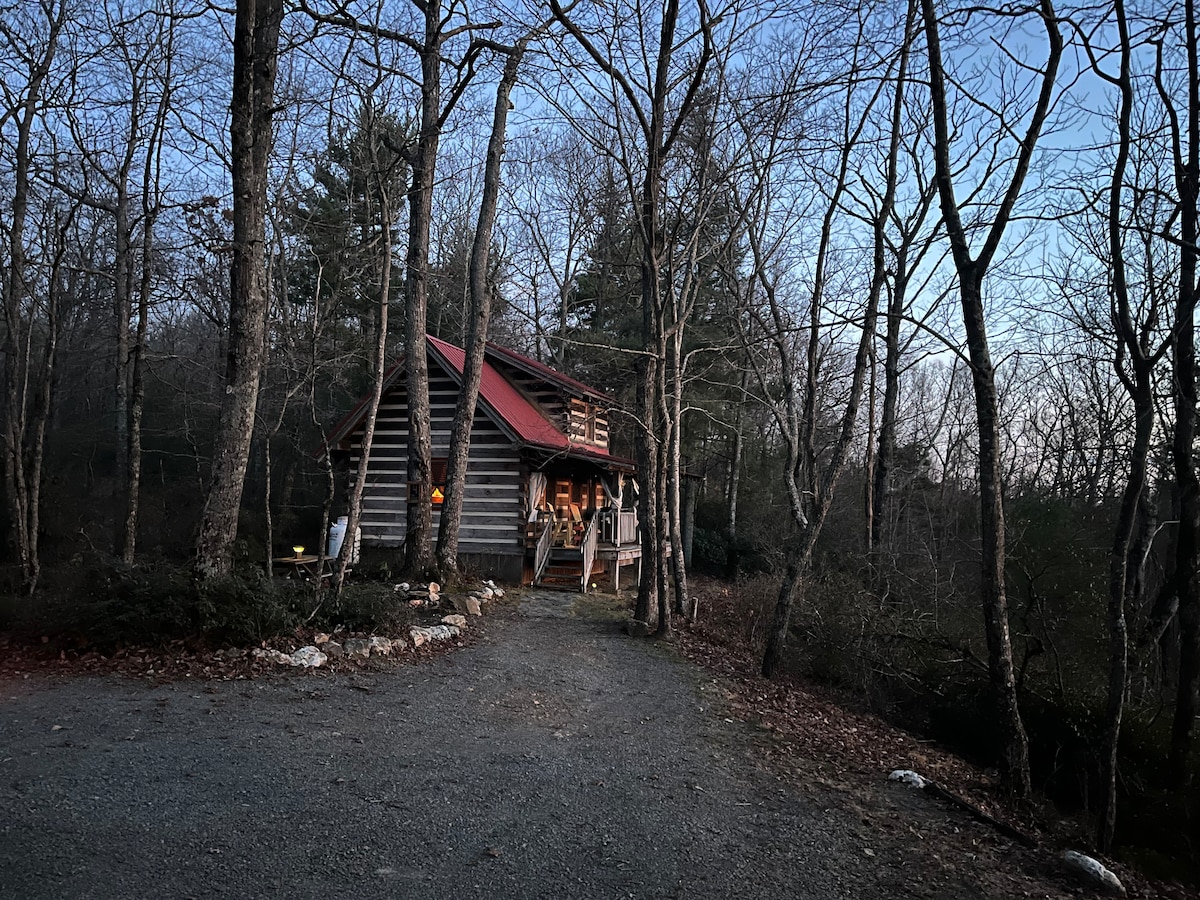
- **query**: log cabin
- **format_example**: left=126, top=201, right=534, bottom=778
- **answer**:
left=327, top=335, right=643, bottom=589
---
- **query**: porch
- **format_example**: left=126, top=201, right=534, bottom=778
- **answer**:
left=529, top=507, right=645, bottom=592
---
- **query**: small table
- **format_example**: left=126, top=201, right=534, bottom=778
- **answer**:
left=272, top=554, right=334, bottom=580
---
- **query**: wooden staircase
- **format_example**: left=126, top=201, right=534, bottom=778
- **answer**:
left=537, top=546, right=586, bottom=589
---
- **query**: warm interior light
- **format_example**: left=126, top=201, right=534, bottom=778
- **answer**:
left=431, top=487, right=444, bottom=504
left=292, top=545, right=305, bottom=557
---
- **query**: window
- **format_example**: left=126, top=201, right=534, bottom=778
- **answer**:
left=408, top=457, right=448, bottom=504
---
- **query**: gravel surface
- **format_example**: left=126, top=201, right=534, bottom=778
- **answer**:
left=2, top=590, right=1055, bottom=899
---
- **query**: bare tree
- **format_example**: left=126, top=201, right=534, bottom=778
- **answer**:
left=920, top=0, right=1063, bottom=796
left=550, top=0, right=717, bottom=634
left=1161, top=0, right=1200, bottom=787
left=1067, top=0, right=1174, bottom=841
left=737, top=17, right=895, bottom=678
left=0, top=0, right=68, bottom=591
left=194, top=0, right=284, bottom=578
left=62, top=1, right=178, bottom=564
left=437, top=34, right=533, bottom=576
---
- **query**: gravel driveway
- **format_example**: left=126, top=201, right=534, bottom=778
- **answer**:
left=2, top=590, right=1010, bottom=899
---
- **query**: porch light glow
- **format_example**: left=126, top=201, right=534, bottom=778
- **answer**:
left=292, top=545, right=305, bottom=558
left=432, top=487, right=444, bottom=504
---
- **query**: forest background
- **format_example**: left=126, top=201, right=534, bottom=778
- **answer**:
left=2, top=0, right=1199, bottom=883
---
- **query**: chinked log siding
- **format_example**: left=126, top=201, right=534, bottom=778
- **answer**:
left=349, top=366, right=523, bottom=553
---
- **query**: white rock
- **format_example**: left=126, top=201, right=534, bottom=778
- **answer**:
left=366, top=636, right=394, bottom=657
left=1061, top=851, right=1126, bottom=896
left=465, top=597, right=482, bottom=616
left=324, top=641, right=344, bottom=659
left=393, top=582, right=411, bottom=593
left=888, top=769, right=928, bottom=790
left=313, top=632, right=330, bottom=645
left=343, top=638, right=371, bottom=660
left=441, top=614, right=468, bottom=629
left=428, top=581, right=441, bottom=595
left=290, top=646, right=327, bottom=668
left=480, top=587, right=495, bottom=600
left=410, top=624, right=460, bottom=646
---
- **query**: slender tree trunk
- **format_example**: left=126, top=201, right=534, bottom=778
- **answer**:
left=194, top=0, right=283, bottom=579
left=437, top=40, right=527, bottom=576
left=337, top=100, right=404, bottom=596
left=873, top=267, right=908, bottom=554
left=634, top=352, right=658, bottom=625
left=122, top=23, right=173, bottom=566
left=112, top=182, right=132, bottom=556
left=123, top=206, right=152, bottom=566
left=668, top=330, right=689, bottom=616
left=725, top=374, right=744, bottom=577
left=1169, top=0, right=1200, bottom=786
left=403, top=0, right=442, bottom=577
left=963, top=276, right=1033, bottom=797
left=1, top=1, right=63, bottom=592
left=23, top=209, right=71, bottom=594
left=920, top=0, right=1060, bottom=797
left=1096, top=0, right=1151, bottom=846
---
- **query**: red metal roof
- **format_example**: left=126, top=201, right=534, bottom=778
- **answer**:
left=483, top=341, right=616, bottom=402
left=324, top=335, right=631, bottom=468
left=427, top=336, right=575, bottom=453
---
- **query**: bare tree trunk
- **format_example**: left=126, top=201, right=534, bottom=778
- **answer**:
left=725, top=371, right=745, bottom=577
left=1090, top=0, right=1161, bottom=846
left=112, top=180, right=132, bottom=554
left=337, top=102, right=402, bottom=596
left=551, top=0, right=714, bottom=636
left=920, top=0, right=1061, bottom=797
left=123, top=33, right=173, bottom=565
left=634, top=354, right=658, bottom=625
left=402, top=0, right=442, bottom=578
left=23, top=208, right=72, bottom=594
left=759, top=41, right=890, bottom=676
left=1168, top=0, right=1200, bottom=787
left=194, top=0, right=283, bottom=579
left=437, top=40, right=528, bottom=577
left=667, top=331, right=689, bottom=617
left=1, top=0, right=64, bottom=592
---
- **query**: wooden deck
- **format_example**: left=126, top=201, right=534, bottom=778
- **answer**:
left=531, top=510, right=650, bottom=592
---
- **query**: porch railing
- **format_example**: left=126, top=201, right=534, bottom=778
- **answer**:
left=579, top=515, right=598, bottom=593
left=533, top=512, right=554, bottom=586
left=596, top=508, right=639, bottom=546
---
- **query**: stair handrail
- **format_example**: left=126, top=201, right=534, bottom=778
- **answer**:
left=533, top=511, right=554, bottom=585
left=580, top=515, right=598, bottom=592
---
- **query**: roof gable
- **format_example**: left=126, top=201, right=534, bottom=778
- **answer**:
left=326, top=335, right=631, bottom=468
left=483, top=341, right=615, bottom=403
left=426, top=336, right=571, bottom=452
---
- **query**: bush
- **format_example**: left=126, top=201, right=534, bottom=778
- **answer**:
left=196, top=572, right=309, bottom=646
left=316, top=582, right=415, bottom=635
left=6, top=561, right=314, bottom=650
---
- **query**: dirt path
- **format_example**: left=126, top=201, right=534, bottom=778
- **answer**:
left=1, top=590, right=1058, bottom=899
